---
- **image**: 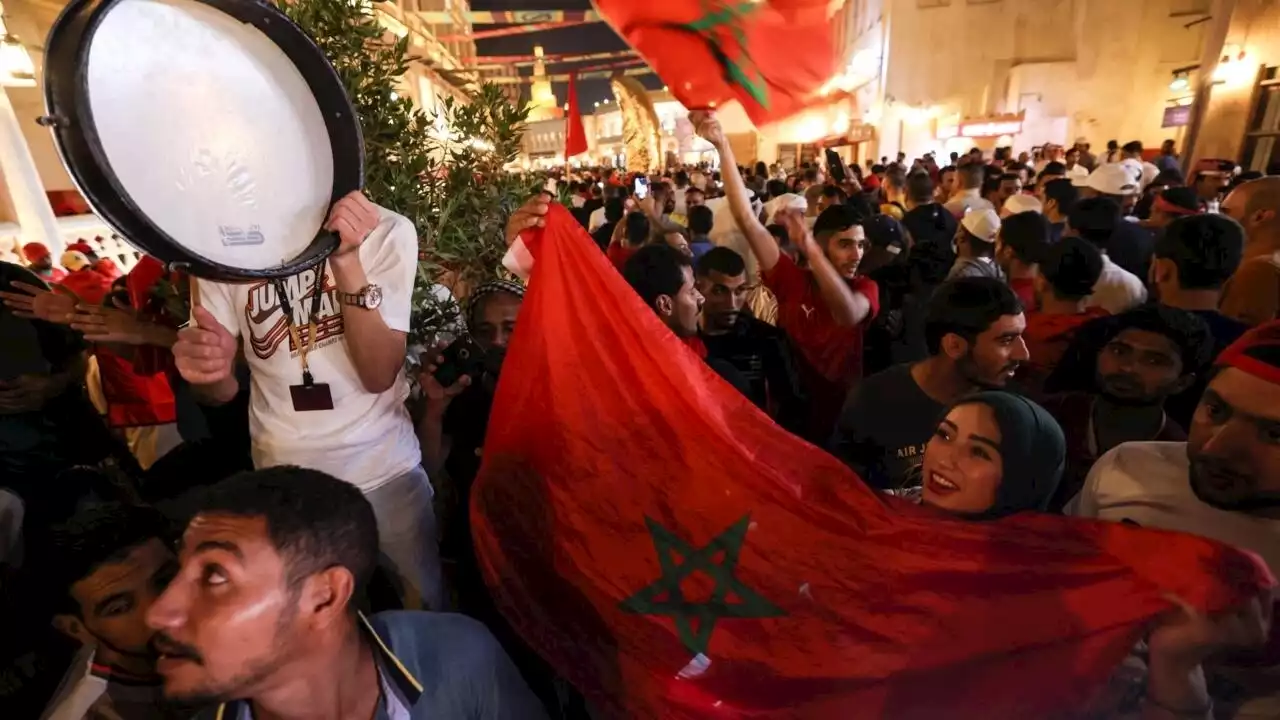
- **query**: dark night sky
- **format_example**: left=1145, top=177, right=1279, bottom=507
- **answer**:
left=468, top=0, right=664, bottom=110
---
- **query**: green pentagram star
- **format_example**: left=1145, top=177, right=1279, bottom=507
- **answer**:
left=620, top=515, right=785, bottom=656
left=679, top=2, right=770, bottom=109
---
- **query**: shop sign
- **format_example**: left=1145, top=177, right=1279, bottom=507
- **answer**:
left=936, top=113, right=1024, bottom=140
left=1162, top=105, right=1192, bottom=128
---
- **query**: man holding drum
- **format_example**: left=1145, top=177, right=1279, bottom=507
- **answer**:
left=172, top=191, right=442, bottom=612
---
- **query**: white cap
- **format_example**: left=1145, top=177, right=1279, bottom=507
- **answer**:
left=961, top=207, right=1001, bottom=242
left=1002, top=193, right=1043, bottom=217
left=1073, top=163, right=1139, bottom=196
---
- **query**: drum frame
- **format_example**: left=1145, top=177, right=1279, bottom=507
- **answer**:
left=41, top=0, right=364, bottom=281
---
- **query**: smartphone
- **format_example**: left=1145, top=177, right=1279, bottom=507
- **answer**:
left=825, top=149, right=847, bottom=184
left=432, top=336, right=487, bottom=388
left=634, top=177, right=648, bottom=199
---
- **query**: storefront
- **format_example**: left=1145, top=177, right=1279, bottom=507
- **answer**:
left=817, top=123, right=877, bottom=168
left=934, top=112, right=1026, bottom=156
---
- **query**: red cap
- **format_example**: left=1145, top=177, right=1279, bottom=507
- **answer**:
left=22, top=242, right=49, bottom=262
left=67, top=241, right=95, bottom=255
left=1216, top=320, right=1280, bottom=385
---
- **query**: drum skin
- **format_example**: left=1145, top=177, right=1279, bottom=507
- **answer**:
left=41, top=0, right=364, bottom=281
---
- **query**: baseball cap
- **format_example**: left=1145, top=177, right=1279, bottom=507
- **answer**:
left=22, top=242, right=50, bottom=262
left=1002, top=194, right=1043, bottom=217
left=863, top=214, right=907, bottom=255
left=1074, top=163, right=1139, bottom=196
left=61, top=250, right=90, bottom=272
left=67, top=240, right=95, bottom=255
left=961, top=207, right=1001, bottom=242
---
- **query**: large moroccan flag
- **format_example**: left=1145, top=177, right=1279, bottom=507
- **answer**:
left=593, top=0, right=838, bottom=126
left=472, top=205, right=1274, bottom=719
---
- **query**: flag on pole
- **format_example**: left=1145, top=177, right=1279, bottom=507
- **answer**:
left=473, top=205, right=1274, bottom=719
left=593, top=0, right=839, bottom=125
left=565, top=72, right=588, bottom=160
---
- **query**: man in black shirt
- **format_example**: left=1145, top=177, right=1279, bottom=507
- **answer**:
left=591, top=198, right=625, bottom=253
left=695, top=248, right=806, bottom=434
left=831, top=277, right=1028, bottom=491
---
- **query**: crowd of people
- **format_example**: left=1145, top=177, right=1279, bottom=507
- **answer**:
left=1, top=108, right=1278, bottom=720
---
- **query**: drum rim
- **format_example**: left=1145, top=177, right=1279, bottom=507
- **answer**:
left=43, top=0, right=364, bottom=281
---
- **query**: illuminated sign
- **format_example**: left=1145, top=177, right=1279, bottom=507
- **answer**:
left=936, top=114, right=1024, bottom=140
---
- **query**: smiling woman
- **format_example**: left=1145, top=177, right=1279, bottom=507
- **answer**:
left=920, top=390, right=1066, bottom=519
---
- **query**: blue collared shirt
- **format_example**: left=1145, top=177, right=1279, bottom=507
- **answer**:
left=204, top=612, right=547, bottom=720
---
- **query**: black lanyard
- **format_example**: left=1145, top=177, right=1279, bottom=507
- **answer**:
left=271, top=264, right=327, bottom=385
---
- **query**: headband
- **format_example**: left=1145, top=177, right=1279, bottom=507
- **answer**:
left=1216, top=320, right=1280, bottom=385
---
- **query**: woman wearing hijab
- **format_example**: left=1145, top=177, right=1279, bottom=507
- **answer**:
left=917, top=390, right=1067, bottom=518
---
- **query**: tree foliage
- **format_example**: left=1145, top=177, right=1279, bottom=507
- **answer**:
left=282, top=0, right=535, bottom=345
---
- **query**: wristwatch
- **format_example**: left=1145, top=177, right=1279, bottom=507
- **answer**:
left=340, top=284, right=383, bottom=310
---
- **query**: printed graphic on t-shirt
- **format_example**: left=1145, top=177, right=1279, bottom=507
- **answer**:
left=243, top=265, right=345, bottom=361
left=889, top=442, right=927, bottom=489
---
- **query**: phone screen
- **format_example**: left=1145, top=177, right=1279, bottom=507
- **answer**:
left=634, top=178, right=648, bottom=199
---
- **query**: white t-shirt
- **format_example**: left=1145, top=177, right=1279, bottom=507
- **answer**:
left=1067, top=441, right=1280, bottom=574
left=200, top=206, right=422, bottom=491
left=1086, top=253, right=1147, bottom=314
left=1067, top=441, right=1280, bottom=718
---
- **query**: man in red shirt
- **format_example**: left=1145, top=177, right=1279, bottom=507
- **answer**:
left=694, top=112, right=876, bottom=441
left=22, top=242, right=66, bottom=283
left=1018, top=236, right=1107, bottom=397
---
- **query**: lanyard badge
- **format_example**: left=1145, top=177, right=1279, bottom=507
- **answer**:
left=274, top=266, right=335, bottom=412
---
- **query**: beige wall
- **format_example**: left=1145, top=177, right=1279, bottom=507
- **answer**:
left=881, top=0, right=1210, bottom=158
left=1190, top=0, right=1280, bottom=164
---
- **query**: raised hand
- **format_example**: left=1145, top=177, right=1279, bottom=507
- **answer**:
left=505, top=193, right=552, bottom=247
left=325, top=191, right=381, bottom=258
left=70, top=298, right=163, bottom=346
left=0, top=281, right=77, bottom=324
left=690, top=111, right=726, bottom=147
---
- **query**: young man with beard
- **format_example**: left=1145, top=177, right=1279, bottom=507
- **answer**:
left=1042, top=178, right=1079, bottom=243
left=145, top=467, right=545, bottom=720
left=832, top=277, right=1027, bottom=492
left=695, top=112, right=876, bottom=442
left=1067, top=323, right=1280, bottom=718
left=1041, top=305, right=1213, bottom=510
left=695, top=247, right=806, bottom=434
left=40, top=503, right=183, bottom=720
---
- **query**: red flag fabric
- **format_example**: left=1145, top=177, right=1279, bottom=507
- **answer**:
left=473, top=206, right=1274, bottom=719
left=564, top=72, right=588, bottom=160
left=593, top=0, right=838, bottom=126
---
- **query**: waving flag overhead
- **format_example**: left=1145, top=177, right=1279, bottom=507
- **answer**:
left=472, top=205, right=1274, bottom=719
left=565, top=72, right=588, bottom=160
left=593, top=0, right=838, bottom=125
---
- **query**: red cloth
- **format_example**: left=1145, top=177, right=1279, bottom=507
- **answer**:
left=594, top=0, right=837, bottom=126
left=1021, top=308, right=1108, bottom=379
left=762, top=253, right=878, bottom=439
left=565, top=72, right=588, bottom=160
left=472, top=205, right=1274, bottom=719
left=39, top=267, right=67, bottom=284
left=1009, top=276, right=1036, bottom=311
left=607, top=243, right=637, bottom=272
left=92, top=257, right=123, bottom=281
left=59, top=269, right=112, bottom=305
left=95, top=348, right=177, bottom=428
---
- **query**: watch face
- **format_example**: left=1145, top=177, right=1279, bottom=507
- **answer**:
left=364, top=285, right=383, bottom=310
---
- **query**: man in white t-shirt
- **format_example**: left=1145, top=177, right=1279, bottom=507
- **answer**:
left=172, top=191, right=442, bottom=611
left=1068, top=322, right=1280, bottom=718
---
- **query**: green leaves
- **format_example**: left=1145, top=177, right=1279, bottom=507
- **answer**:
left=283, top=0, right=537, bottom=346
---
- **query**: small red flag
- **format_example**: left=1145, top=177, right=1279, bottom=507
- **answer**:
left=564, top=72, right=588, bottom=160
left=594, top=0, right=838, bottom=125
left=473, top=206, right=1274, bottom=719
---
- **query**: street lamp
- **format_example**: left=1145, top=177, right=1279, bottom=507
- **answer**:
left=0, top=10, right=35, bottom=88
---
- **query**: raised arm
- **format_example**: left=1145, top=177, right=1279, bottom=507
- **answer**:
left=692, top=111, right=781, bottom=272
left=782, top=213, right=870, bottom=327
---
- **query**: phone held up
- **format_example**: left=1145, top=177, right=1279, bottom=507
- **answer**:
left=432, top=336, right=488, bottom=388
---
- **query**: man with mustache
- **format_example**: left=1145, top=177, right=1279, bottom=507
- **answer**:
left=1068, top=322, right=1280, bottom=718
left=832, top=277, right=1028, bottom=493
left=1041, top=305, right=1213, bottom=510
left=146, top=466, right=545, bottom=720
left=41, top=503, right=184, bottom=720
